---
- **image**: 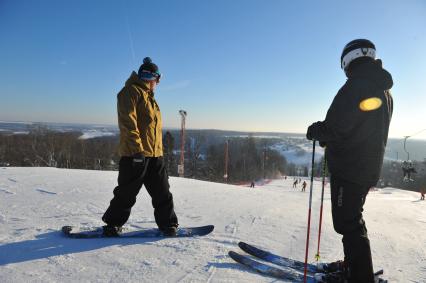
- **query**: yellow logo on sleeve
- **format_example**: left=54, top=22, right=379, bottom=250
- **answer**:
left=359, top=97, right=382, bottom=111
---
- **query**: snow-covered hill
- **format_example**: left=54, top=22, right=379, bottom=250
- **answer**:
left=0, top=168, right=425, bottom=282
left=271, top=140, right=324, bottom=166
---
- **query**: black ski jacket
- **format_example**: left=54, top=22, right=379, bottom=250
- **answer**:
left=307, top=59, right=393, bottom=187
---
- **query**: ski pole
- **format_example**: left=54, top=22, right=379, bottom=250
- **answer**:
left=315, top=156, right=327, bottom=262
left=304, top=140, right=316, bottom=283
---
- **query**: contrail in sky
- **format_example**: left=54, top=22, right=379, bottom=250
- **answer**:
left=123, top=1, right=136, bottom=65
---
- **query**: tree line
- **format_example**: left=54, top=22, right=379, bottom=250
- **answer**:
left=0, top=125, right=119, bottom=170
left=379, top=159, right=426, bottom=192
left=2, top=126, right=421, bottom=191
left=0, top=126, right=297, bottom=183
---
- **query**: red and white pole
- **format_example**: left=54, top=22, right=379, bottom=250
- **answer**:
left=304, top=140, right=316, bottom=282
left=315, top=156, right=327, bottom=262
left=178, top=110, right=187, bottom=177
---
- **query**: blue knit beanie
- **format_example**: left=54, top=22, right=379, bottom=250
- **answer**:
left=138, top=57, right=161, bottom=82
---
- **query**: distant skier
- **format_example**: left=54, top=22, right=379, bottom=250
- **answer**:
left=102, top=57, right=179, bottom=237
left=301, top=181, right=307, bottom=192
left=250, top=181, right=255, bottom=188
left=421, top=188, right=425, bottom=201
left=402, top=160, right=416, bottom=181
left=293, top=179, right=298, bottom=188
left=307, top=39, right=393, bottom=282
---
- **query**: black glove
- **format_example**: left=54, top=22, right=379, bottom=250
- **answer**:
left=319, top=141, right=326, bottom=148
left=306, top=124, right=315, bottom=140
left=306, top=121, right=323, bottom=141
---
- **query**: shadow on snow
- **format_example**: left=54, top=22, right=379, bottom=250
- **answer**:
left=0, top=230, right=163, bottom=266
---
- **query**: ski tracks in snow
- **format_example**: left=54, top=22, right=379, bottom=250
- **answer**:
left=0, top=188, right=15, bottom=195
left=0, top=177, right=18, bottom=195
left=225, top=220, right=238, bottom=239
left=86, top=202, right=104, bottom=215
left=35, top=188, right=57, bottom=195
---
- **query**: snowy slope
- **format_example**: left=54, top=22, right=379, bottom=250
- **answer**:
left=0, top=167, right=425, bottom=282
left=271, top=141, right=324, bottom=166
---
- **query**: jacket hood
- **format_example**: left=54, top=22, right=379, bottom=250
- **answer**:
left=125, top=71, right=150, bottom=91
left=348, top=59, right=393, bottom=90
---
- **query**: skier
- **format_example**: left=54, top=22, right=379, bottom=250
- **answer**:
left=102, top=57, right=179, bottom=237
left=250, top=181, right=255, bottom=188
left=306, top=39, right=393, bottom=283
left=293, top=179, right=298, bottom=188
left=301, top=180, right=307, bottom=192
left=421, top=188, right=425, bottom=201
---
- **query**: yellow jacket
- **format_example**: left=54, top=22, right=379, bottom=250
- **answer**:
left=117, top=72, right=163, bottom=157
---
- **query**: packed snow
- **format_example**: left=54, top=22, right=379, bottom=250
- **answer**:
left=0, top=167, right=425, bottom=282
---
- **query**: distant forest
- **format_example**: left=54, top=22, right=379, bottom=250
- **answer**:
left=0, top=125, right=425, bottom=192
left=0, top=125, right=294, bottom=183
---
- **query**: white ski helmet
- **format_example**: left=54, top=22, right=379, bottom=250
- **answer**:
left=341, top=39, right=376, bottom=71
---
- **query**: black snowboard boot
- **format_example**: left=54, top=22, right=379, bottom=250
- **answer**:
left=159, top=224, right=178, bottom=236
left=102, top=225, right=123, bottom=237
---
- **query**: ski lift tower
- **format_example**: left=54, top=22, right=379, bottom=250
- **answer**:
left=178, top=110, right=187, bottom=177
left=224, top=140, right=229, bottom=182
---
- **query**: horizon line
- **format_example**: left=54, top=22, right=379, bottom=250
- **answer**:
left=0, top=119, right=421, bottom=140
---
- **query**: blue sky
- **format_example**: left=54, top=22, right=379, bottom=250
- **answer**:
left=1, top=0, right=425, bottom=138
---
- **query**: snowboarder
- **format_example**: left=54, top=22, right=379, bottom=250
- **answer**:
left=293, top=179, right=298, bottom=188
left=306, top=39, right=393, bottom=283
left=102, top=57, right=179, bottom=237
left=301, top=181, right=307, bottom=192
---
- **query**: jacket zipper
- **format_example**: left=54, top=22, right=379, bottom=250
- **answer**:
left=150, top=95, right=158, bottom=156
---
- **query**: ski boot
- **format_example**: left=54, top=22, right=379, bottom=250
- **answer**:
left=374, top=270, right=388, bottom=283
left=316, top=268, right=387, bottom=283
left=159, top=224, right=179, bottom=236
left=102, top=225, right=123, bottom=237
left=314, top=270, right=346, bottom=283
left=317, top=260, right=345, bottom=273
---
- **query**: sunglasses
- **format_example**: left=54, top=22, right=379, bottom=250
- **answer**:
left=141, top=70, right=162, bottom=83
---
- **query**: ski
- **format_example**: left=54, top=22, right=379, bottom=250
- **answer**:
left=229, top=250, right=316, bottom=282
left=236, top=242, right=386, bottom=282
left=238, top=241, right=318, bottom=273
left=62, top=225, right=214, bottom=238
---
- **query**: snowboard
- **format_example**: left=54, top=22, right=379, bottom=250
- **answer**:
left=62, top=225, right=214, bottom=238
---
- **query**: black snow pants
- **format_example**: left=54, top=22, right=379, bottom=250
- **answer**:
left=330, top=175, right=374, bottom=283
left=102, top=156, right=178, bottom=229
